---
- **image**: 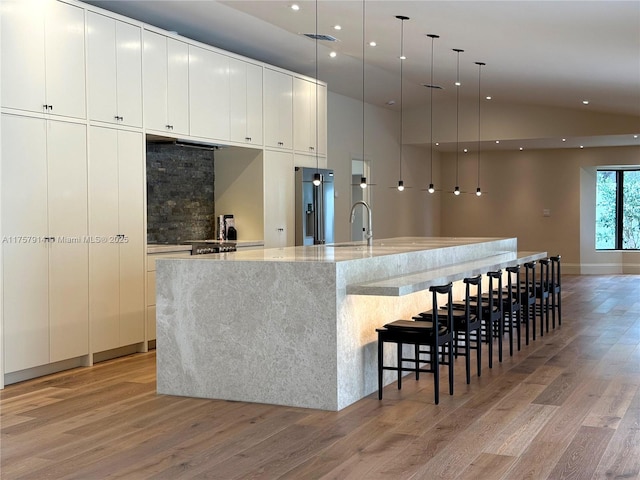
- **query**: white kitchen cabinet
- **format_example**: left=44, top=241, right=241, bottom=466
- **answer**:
left=89, top=127, right=145, bottom=353
left=143, top=30, right=190, bottom=135
left=230, top=58, right=263, bottom=146
left=293, top=77, right=327, bottom=156
left=1, top=114, right=88, bottom=373
left=1, top=0, right=86, bottom=119
left=87, top=12, right=142, bottom=127
left=263, top=151, right=295, bottom=248
left=189, top=45, right=230, bottom=141
left=264, top=69, right=293, bottom=150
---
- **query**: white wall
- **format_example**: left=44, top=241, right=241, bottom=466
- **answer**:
left=327, top=91, right=639, bottom=273
left=438, top=145, right=640, bottom=274
left=327, top=92, right=441, bottom=242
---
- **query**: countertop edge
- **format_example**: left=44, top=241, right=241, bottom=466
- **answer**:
left=347, top=251, right=547, bottom=296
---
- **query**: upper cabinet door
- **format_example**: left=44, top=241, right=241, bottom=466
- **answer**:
left=293, top=77, right=313, bottom=153
left=189, top=45, right=230, bottom=141
left=264, top=69, right=293, bottom=150
left=1, top=0, right=46, bottom=113
left=143, top=30, right=169, bottom=132
left=87, top=12, right=118, bottom=123
left=88, top=13, right=142, bottom=127
left=316, top=83, right=327, bottom=156
left=1, top=0, right=85, bottom=118
left=293, top=77, right=326, bottom=155
left=229, top=58, right=263, bottom=145
left=166, top=38, right=190, bottom=135
left=44, top=0, right=86, bottom=119
left=144, top=31, right=189, bottom=135
left=115, top=20, right=142, bottom=127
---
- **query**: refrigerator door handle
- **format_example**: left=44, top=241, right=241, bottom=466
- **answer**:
left=315, top=178, right=325, bottom=244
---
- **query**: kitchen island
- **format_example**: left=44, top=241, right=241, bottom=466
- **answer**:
left=155, top=237, right=545, bottom=410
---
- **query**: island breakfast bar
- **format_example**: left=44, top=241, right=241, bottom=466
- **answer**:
left=155, top=237, right=546, bottom=411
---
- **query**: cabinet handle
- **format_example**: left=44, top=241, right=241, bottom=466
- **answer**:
left=114, top=115, right=123, bottom=121
left=49, top=105, right=53, bottom=111
left=166, top=124, right=174, bottom=130
left=278, top=141, right=284, bottom=146
left=309, top=146, right=315, bottom=151
left=245, top=137, right=251, bottom=141
left=43, top=104, right=53, bottom=111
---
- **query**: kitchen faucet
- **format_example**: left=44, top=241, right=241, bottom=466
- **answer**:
left=350, top=200, right=373, bottom=246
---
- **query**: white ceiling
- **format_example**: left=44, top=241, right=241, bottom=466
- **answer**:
left=86, top=0, right=640, bottom=148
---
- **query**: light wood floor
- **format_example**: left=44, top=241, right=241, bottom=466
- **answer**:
left=2, top=275, right=640, bottom=479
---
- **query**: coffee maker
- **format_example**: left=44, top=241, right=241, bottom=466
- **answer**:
left=217, top=214, right=237, bottom=241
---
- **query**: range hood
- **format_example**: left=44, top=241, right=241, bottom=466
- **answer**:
left=146, top=135, right=224, bottom=150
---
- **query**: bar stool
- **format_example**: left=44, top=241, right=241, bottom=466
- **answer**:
left=376, top=283, right=455, bottom=405
left=549, top=255, right=562, bottom=328
left=415, top=275, right=482, bottom=384
left=503, top=265, right=522, bottom=355
left=483, top=270, right=503, bottom=366
left=535, top=259, right=551, bottom=336
left=519, top=261, right=537, bottom=345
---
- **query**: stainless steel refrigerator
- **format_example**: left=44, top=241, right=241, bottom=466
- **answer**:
left=295, top=167, right=334, bottom=245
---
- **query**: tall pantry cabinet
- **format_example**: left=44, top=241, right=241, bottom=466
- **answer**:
left=88, top=127, right=145, bottom=353
left=1, top=115, right=89, bottom=373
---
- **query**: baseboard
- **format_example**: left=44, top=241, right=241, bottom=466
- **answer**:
left=4, top=356, right=89, bottom=385
left=579, top=263, right=640, bottom=275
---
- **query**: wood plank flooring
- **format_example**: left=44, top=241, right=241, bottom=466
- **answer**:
left=1, top=274, right=639, bottom=479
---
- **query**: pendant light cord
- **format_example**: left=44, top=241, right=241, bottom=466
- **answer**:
left=362, top=0, right=365, bottom=172
left=477, top=63, right=482, bottom=189
left=453, top=49, right=464, bottom=190
left=399, top=18, right=404, bottom=181
left=315, top=0, right=319, bottom=175
left=427, top=34, right=438, bottom=187
left=395, top=15, right=409, bottom=186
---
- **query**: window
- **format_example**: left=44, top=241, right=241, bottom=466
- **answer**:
left=596, top=169, right=640, bottom=250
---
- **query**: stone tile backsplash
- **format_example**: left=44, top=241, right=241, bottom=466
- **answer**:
left=146, top=143, right=215, bottom=244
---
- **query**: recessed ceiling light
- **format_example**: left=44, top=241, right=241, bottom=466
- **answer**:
left=634, top=134, right=638, bottom=139
left=463, top=148, right=468, bottom=153
left=291, top=4, right=300, bottom=11
left=580, top=145, right=584, bottom=149
left=455, top=81, right=461, bottom=87
left=400, top=55, right=406, bottom=60
left=329, top=51, right=337, bottom=58
left=485, top=96, right=492, bottom=100
left=369, top=41, right=377, bottom=47
left=334, top=25, right=342, bottom=30
left=519, top=147, right=524, bottom=151
left=435, top=142, right=440, bottom=146
left=582, top=100, right=589, bottom=105
left=495, top=140, right=500, bottom=144
left=562, top=138, right=567, bottom=142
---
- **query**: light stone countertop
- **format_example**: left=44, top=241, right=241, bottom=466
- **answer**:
left=184, top=237, right=512, bottom=263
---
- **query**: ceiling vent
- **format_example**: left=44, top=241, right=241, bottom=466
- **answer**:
left=302, top=33, right=338, bottom=41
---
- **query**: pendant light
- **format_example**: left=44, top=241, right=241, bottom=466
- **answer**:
left=312, top=0, right=322, bottom=186
left=426, top=34, right=439, bottom=194
left=475, top=61, right=485, bottom=196
left=395, top=15, right=409, bottom=192
left=453, top=48, right=464, bottom=196
left=351, top=0, right=375, bottom=190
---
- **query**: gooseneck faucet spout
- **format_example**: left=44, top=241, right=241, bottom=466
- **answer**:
left=350, top=200, right=373, bottom=246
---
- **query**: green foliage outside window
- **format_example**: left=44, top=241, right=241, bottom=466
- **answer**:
left=596, top=169, right=640, bottom=250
